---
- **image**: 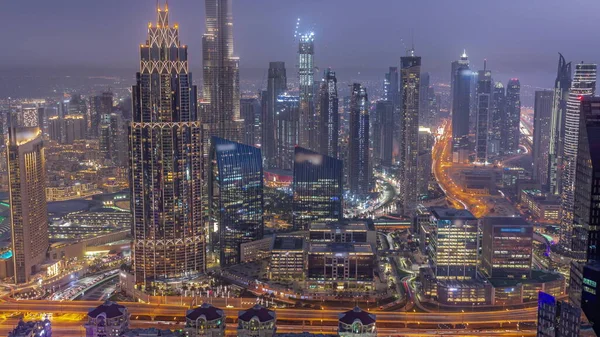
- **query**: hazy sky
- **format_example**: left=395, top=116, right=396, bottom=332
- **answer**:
left=1, top=0, right=599, bottom=85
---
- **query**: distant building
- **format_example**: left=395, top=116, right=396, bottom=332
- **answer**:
left=85, top=301, right=129, bottom=337
left=504, top=79, right=521, bottom=155
left=338, top=307, right=376, bottom=337
left=537, top=292, right=580, bottom=337
left=475, top=67, right=492, bottom=163
left=298, top=32, right=316, bottom=151
left=489, top=82, right=505, bottom=157
left=263, top=62, right=287, bottom=169
left=480, top=217, right=533, bottom=279
left=372, top=100, right=394, bottom=168
left=90, top=91, right=113, bottom=138
left=533, top=91, right=554, bottom=190
left=7, top=126, right=49, bottom=284
left=209, top=137, right=264, bottom=267
left=185, top=303, right=226, bottom=337
left=417, top=127, right=433, bottom=198
left=237, top=305, right=276, bottom=337
left=63, top=114, right=86, bottom=144
left=8, top=319, right=52, bottom=337
left=274, top=93, right=299, bottom=171
left=384, top=67, right=401, bottom=165
left=451, top=51, right=471, bottom=163
left=241, top=98, right=261, bottom=147
left=348, top=83, right=370, bottom=197
left=429, top=207, right=478, bottom=280
left=292, top=147, right=343, bottom=231
left=319, top=68, right=340, bottom=159
left=269, top=235, right=305, bottom=280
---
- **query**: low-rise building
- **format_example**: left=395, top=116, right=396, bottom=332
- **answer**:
left=237, top=305, right=276, bottom=337
left=269, top=235, right=305, bottom=280
left=338, top=307, right=376, bottom=337
left=8, top=319, right=52, bottom=337
left=84, top=301, right=129, bottom=337
left=185, top=303, right=226, bottom=337
left=309, top=219, right=376, bottom=246
left=520, top=190, right=560, bottom=222
left=240, top=236, right=273, bottom=263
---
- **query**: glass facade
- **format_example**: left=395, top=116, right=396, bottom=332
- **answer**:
left=475, top=69, right=492, bottom=163
left=274, top=94, right=299, bottom=171
left=480, top=217, right=533, bottom=279
left=298, top=32, right=316, bottom=151
left=292, top=147, right=343, bottom=231
left=129, top=5, right=204, bottom=286
left=348, top=83, right=370, bottom=197
left=504, top=79, right=521, bottom=155
left=210, top=137, right=264, bottom=267
left=451, top=52, right=471, bottom=162
left=319, top=68, right=339, bottom=159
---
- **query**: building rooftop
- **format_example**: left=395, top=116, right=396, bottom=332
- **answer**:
left=309, top=242, right=374, bottom=254
left=309, top=219, right=374, bottom=232
left=272, top=236, right=304, bottom=251
left=88, top=301, right=127, bottom=319
left=430, top=207, right=476, bottom=221
left=238, top=305, right=275, bottom=323
left=186, top=303, right=224, bottom=321
left=338, top=307, right=376, bottom=325
left=487, top=269, right=563, bottom=288
left=482, top=216, right=531, bottom=228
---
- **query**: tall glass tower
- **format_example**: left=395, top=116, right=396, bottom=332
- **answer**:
left=263, top=62, right=287, bottom=168
left=202, top=0, right=241, bottom=142
left=451, top=51, right=471, bottom=163
left=400, top=49, right=421, bottom=216
left=348, top=83, right=370, bottom=197
left=130, top=4, right=204, bottom=286
left=561, top=63, right=597, bottom=249
left=475, top=66, right=492, bottom=164
left=504, top=79, right=521, bottom=154
left=548, top=54, right=572, bottom=196
left=209, top=137, right=264, bottom=267
left=319, top=68, right=339, bottom=159
left=298, top=32, right=316, bottom=151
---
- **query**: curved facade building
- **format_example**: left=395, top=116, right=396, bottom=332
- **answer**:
left=130, top=4, right=204, bottom=286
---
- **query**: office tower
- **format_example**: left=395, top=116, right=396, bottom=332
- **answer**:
left=480, top=217, right=533, bottom=279
left=129, top=4, right=204, bottom=285
left=99, top=114, right=111, bottom=160
left=451, top=51, right=471, bottom=163
left=419, top=72, right=430, bottom=127
left=475, top=66, right=492, bottom=163
left=109, top=113, right=127, bottom=166
left=384, top=67, right=401, bottom=164
left=338, top=307, right=377, bottom=337
left=202, top=0, right=241, bottom=142
left=417, top=127, right=433, bottom=198
left=561, top=63, right=597, bottom=248
left=568, top=97, right=600, bottom=308
left=69, top=94, right=87, bottom=134
left=273, top=93, right=299, bottom=170
left=209, top=137, right=263, bottom=267
left=292, top=147, right=343, bottom=231
left=537, top=292, right=581, bottom=337
left=399, top=49, right=421, bottom=215
left=319, top=68, right=339, bottom=158
left=504, top=79, right=521, bottom=154
left=429, top=207, right=478, bottom=280
left=85, top=301, right=129, bottom=337
left=263, top=62, right=287, bottom=168
left=548, top=54, right=572, bottom=196
left=63, top=114, right=86, bottom=144
left=48, top=117, right=61, bottom=143
left=489, top=82, right=505, bottom=157
left=426, top=85, right=439, bottom=128
left=269, top=235, right=306, bottom=280
left=533, top=91, right=554, bottom=189
left=7, top=126, right=48, bottom=284
left=582, top=261, right=599, bottom=335
left=373, top=101, right=394, bottom=168
left=240, top=98, right=261, bottom=147
left=185, top=304, right=226, bottom=337
left=348, top=83, right=371, bottom=197
left=298, top=32, right=316, bottom=150
left=90, top=92, right=112, bottom=138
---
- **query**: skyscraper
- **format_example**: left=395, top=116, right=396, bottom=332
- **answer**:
left=533, top=91, right=554, bottom=189
left=292, top=147, right=343, bottom=231
left=419, top=72, right=431, bottom=127
left=475, top=66, right=492, bottom=164
left=90, top=92, right=112, bottom=138
left=373, top=100, right=394, bottom=168
left=548, top=54, right=572, bottom=196
left=417, top=127, right=433, bottom=198
left=489, top=82, right=505, bottom=157
left=384, top=67, right=401, bottom=164
left=202, top=0, right=242, bottom=142
left=209, top=137, right=264, bottom=267
left=298, top=32, right=316, bottom=151
left=319, top=68, right=339, bottom=158
left=130, top=4, right=204, bottom=285
left=451, top=51, right=471, bottom=163
left=348, top=83, right=370, bottom=197
left=568, top=97, right=600, bottom=308
left=240, top=98, right=261, bottom=147
left=274, top=93, right=300, bottom=170
left=263, top=62, right=287, bottom=168
left=504, top=79, right=521, bottom=155
left=400, top=49, right=421, bottom=215
left=537, top=292, right=581, bottom=337
left=561, top=63, right=597, bottom=249
left=7, top=126, right=48, bottom=284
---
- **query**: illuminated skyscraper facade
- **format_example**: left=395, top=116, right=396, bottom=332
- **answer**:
left=533, top=90, right=554, bottom=189
left=451, top=51, right=471, bottom=163
left=209, top=137, right=264, bottom=267
left=548, top=54, right=572, bottom=196
left=130, top=5, right=204, bottom=285
left=489, top=82, right=505, bottom=157
left=503, top=79, right=521, bottom=155
left=90, top=92, right=113, bottom=138
left=263, top=62, right=287, bottom=168
left=373, top=100, right=394, bottom=168
left=240, top=98, right=261, bottom=147
left=202, top=0, right=241, bottom=142
left=348, top=83, right=370, bottom=197
left=319, top=68, right=339, bottom=159
left=400, top=50, right=421, bottom=215
left=384, top=67, right=401, bottom=164
left=7, top=126, right=48, bottom=284
left=475, top=67, right=492, bottom=163
left=274, top=93, right=299, bottom=171
left=561, top=63, right=596, bottom=248
left=292, top=147, right=343, bottom=231
left=298, top=32, right=316, bottom=151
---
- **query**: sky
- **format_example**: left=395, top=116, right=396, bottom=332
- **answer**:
left=1, top=0, right=600, bottom=87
